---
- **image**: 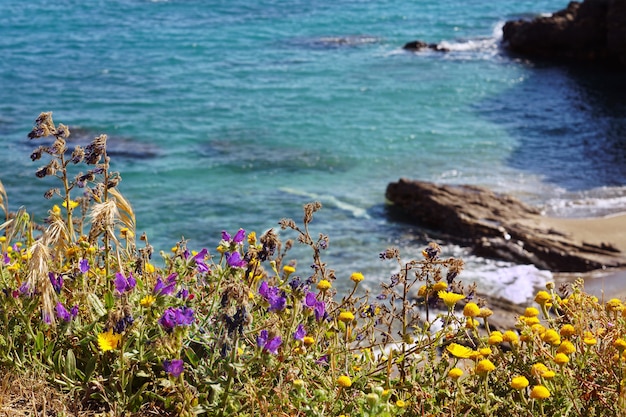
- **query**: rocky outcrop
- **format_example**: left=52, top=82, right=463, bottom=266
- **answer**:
left=502, top=0, right=626, bottom=68
left=385, top=178, right=626, bottom=272
left=403, top=40, right=449, bottom=52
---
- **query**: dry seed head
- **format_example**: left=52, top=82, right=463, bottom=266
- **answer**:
left=26, top=240, right=55, bottom=326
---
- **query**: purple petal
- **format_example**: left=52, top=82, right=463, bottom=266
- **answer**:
left=56, top=302, right=71, bottom=322
left=70, top=305, right=79, bottom=317
left=221, top=230, right=231, bottom=242
left=259, top=281, right=269, bottom=298
left=265, top=336, right=282, bottom=354
left=304, top=292, right=317, bottom=308
left=2, top=253, right=10, bottom=265
left=79, top=258, right=90, bottom=273
left=294, top=324, right=306, bottom=341
left=163, top=359, right=184, bottom=377
left=114, top=272, right=127, bottom=293
left=257, top=329, right=268, bottom=348
left=233, top=229, right=246, bottom=244
left=226, top=252, right=247, bottom=268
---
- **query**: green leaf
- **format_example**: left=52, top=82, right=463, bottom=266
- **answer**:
left=83, top=356, right=97, bottom=383
left=65, top=349, right=76, bottom=379
left=87, top=293, right=107, bottom=318
left=104, top=291, right=115, bottom=309
left=34, top=330, right=44, bottom=352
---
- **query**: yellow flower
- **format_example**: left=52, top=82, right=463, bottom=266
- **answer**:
left=432, top=282, right=448, bottom=292
left=337, top=375, right=352, bottom=388
left=283, top=265, right=296, bottom=275
left=448, top=368, right=463, bottom=379
left=542, top=370, right=556, bottom=379
left=475, top=359, right=496, bottom=374
left=140, top=295, right=156, bottom=307
left=97, top=329, right=121, bottom=352
left=558, top=340, right=576, bottom=355
left=524, top=307, right=540, bottom=317
left=488, top=331, right=503, bottom=345
left=523, top=316, right=541, bottom=326
left=446, top=343, right=473, bottom=359
left=535, top=291, right=551, bottom=305
left=303, top=336, right=315, bottom=346
left=145, top=263, right=155, bottom=274
left=510, top=375, right=529, bottom=390
left=531, top=323, right=546, bottom=335
left=350, top=272, right=364, bottom=283
left=338, top=311, right=355, bottom=323
left=478, top=308, right=493, bottom=318
left=463, top=302, right=480, bottom=317
left=554, top=353, right=569, bottom=365
left=293, top=379, right=305, bottom=389
left=120, top=227, right=134, bottom=239
left=531, top=363, right=549, bottom=378
left=465, top=317, right=479, bottom=330
left=541, top=329, right=561, bottom=346
left=583, top=331, right=597, bottom=346
left=530, top=385, right=551, bottom=399
left=615, top=338, right=626, bottom=351
left=417, top=285, right=428, bottom=297
left=502, top=330, right=519, bottom=344
left=560, top=324, right=576, bottom=338
left=61, top=199, right=80, bottom=210
left=247, top=231, right=257, bottom=245
left=607, top=298, right=624, bottom=312
left=395, top=399, right=407, bottom=408
left=52, top=205, right=61, bottom=215
left=479, top=347, right=492, bottom=356
left=438, top=291, right=465, bottom=308
left=317, top=279, right=332, bottom=291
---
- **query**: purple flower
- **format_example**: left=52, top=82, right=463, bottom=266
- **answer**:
left=177, top=288, right=189, bottom=299
left=226, top=251, right=247, bottom=268
left=154, top=273, right=178, bottom=296
left=79, top=258, right=90, bottom=273
left=304, top=292, right=326, bottom=321
left=233, top=228, right=246, bottom=244
left=49, top=272, right=63, bottom=294
left=259, top=281, right=286, bottom=312
left=159, top=306, right=195, bottom=331
left=193, top=249, right=210, bottom=273
left=221, top=230, right=231, bottom=242
left=2, top=252, right=9, bottom=265
left=294, top=324, right=306, bottom=341
left=257, top=329, right=282, bottom=354
left=70, top=305, right=79, bottom=317
left=18, top=282, right=31, bottom=296
left=163, top=359, right=184, bottom=377
left=114, top=272, right=136, bottom=294
left=56, top=302, right=72, bottom=322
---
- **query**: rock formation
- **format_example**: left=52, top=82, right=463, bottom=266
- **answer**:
left=502, top=0, right=626, bottom=68
left=385, top=178, right=626, bottom=272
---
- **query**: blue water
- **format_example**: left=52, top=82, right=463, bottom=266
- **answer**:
left=2, top=0, right=625, bottom=301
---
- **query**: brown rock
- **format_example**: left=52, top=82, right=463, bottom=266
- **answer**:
left=385, top=178, right=626, bottom=272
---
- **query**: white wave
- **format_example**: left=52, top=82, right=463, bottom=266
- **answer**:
left=279, top=187, right=371, bottom=219
left=542, top=186, right=626, bottom=218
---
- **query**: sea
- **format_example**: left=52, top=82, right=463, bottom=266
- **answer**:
left=1, top=0, right=625, bottom=304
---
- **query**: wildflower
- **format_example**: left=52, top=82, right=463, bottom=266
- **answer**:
left=510, top=376, right=529, bottom=390
left=396, top=399, right=406, bottom=408
left=259, top=281, right=287, bottom=312
left=114, top=272, right=136, bottom=294
left=294, top=324, right=306, bottom=341
left=446, top=343, right=473, bottom=359
left=226, top=251, right=247, bottom=268
left=583, top=335, right=597, bottom=346
left=554, top=353, right=569, bottom=365
left=120, top=227, right=134, bottom=239
left=558, top=340, right=576, bottom=355
left=303, top=336, right=315, bottom=346
left=154, top=273, right=178, bottom=296
left=257, top=330, right=282, bottom=354
left=158, top=306, right=195, bottom=331
left=350, top=272, right=364, bottom=283
left=247, top=231, right=257, bottom=245
left=607, top=298, right=624, bottom=312
left=560, top=324, right=576, bottom=338
left=524, top=307, right=540, bottom=317
left=530, top=385, right=551, bottom=399
left=140, top=294, right=156, bottom=307
left=192, top=248, right=210, bottom=273
left=523, top=316, right=541, bottom=326
left=49, top=272, right=64, bottom=293
left=61, top=200, right=80, bottom=210
left=615, top=338, right=626, bottom=351
left=145, top=263, right=155, bottom=273
left=463, top=302, right=480, bottom=317
left=531, top=363, right=549, bottom=377
left=488, top=331, right=503, bottom=345
left=338, top=311, right=355, bottom=323
left=293, top=379, right=305, bottom=389
left=476, top=359, right=495, bottom=375
left=478, top=307, right=493, bottom=318
left=465, top=318, right=479, bottom=329
left=56, top=302, right=76, bottom=322
left=542, top=370, right=556, bottom=379
left=283, top=265, right=296, bottom=275
left=541, top=329, right=561, bottom=346
left=97, top=329, right=121, bottom=352
left=304, top=292, right=326, bottom=321
left=479, top=347, right=492, bottom=356
left=163, top=359, right=184, bottom=377
left=448, top=368, right=463, bottom=379
left=337, top=375, right=352, bottom=388
left=438, top=291, right=465, bottom=308
left=535, top=291, right=551, bottom=305
left=317, top=279, right=332, bottom=291
left=432, top=281, right=448, bottom=292
left=79, top=258, right=90, bottom=273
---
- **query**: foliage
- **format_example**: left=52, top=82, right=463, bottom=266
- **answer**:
left=1, top=113, right=626, bottom=416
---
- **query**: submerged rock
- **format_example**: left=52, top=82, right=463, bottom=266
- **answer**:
left=403, top=40, right=450, bottom=52
left=385, top=178, right=626, bottom=272
left=502, top=0, right=626, bottom=68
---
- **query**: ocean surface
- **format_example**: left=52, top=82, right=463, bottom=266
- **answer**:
left=1, top=0, right=625, bottom=303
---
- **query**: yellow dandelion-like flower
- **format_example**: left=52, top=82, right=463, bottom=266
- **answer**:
left=478, top=307, right=493, bottom=318
left=465, top=317, right=479, bottom=330
left=541, top=329, right=561, bottom=346
left=523, top=316, right=541, bottom=326
left=140, top=294, right=156, bottom=307
left=615, top=338, right=626, bottom=351
left=317, top=279, right=332, bottom=291
left=510, top=375, right=529, bottom=390
left=558, top=340, right=576, bottom=355
left=488, top=331, right=503, bottom=345
left=554, top=353, right=569, bottom=365
left=338, top=311, right=355, bottom=323
left=479, top=347, right=492, bottom=356
left=432, top=282, right=448, bottom=292
left=607, top=298, right=624, bottom=312
left=438, top=291, right=465, bottom=308
left=531, top=363, right=549, bottom=378
left=145, top=263, right=155, bottom=274
left=448, top=368, right=463, bottom=379
left=560, top=324, right=576, bottom=338
left=97, top=329, right=121, bottom=352
left=283, top=265, right=296, bottom=275
left=247, top=231, right=257, bottom=245
left=61, top=199, right=80, bottom=210
left=502, top=330, right=519, bottom=344
left=396, top=399, right=407, bottom=408
left=446, top=343, right=474, bottom=359
left=463, top=302, right=480, bottom=317
left=531, top=323, right=546, bottom=335
left=337, top=375, right=352, bottom=388
left=52, top=205, right=61, bottom=215
left=350, top=272, right=364, bottom=283
left=120, top=227, right=134, bottom=239
left=293, top=379, right=305, bottom=389
left=524, top=307, right=540, bottom=317
left=475, top=359, right=496, bottom=375
left=303, top=336, right=315, bottom=346
left=542, top=370, right=556, bottom=379
left=535, top=291, right=551, bottom=305
left=417, top=285, right=428, bottom=297
left=530, top=385, right=551, bottom=399
left=584, top=336, right=597, bottom=346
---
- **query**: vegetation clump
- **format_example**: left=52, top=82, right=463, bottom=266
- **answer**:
left=1, top=113, right=625, bottom=416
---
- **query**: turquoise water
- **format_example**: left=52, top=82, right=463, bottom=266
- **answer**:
left=1, top=0, right=625, bottom=301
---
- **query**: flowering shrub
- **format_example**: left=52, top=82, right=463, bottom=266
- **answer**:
left=1, top=113, right=626, bottom=416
